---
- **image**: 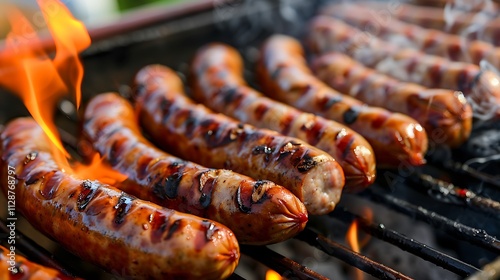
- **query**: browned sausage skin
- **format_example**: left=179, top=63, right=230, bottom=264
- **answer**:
left=0, top=118, right=239, bottom=280
left=308, top=16, right=500, bottom=120
left=82, top=93, right=308, bottom=245
left=133, top=65, right=344, bottom=215
left=323, top=3, right=500, bottom=69
left=190, top=43, right=376, bottom=191
left=311, top=52, right=473, bottom=148
left=258, top=35, right=429, bottom=168
left=0, top=245, right=80, bottom=280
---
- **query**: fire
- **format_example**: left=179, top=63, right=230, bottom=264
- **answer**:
left=265, top=269, right=281, bottom=280
left=346, top=209, right=373, bottom=280
left=0, top=0, right=126, bottom=184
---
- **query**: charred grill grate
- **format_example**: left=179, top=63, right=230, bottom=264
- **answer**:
left=1, top=0, right=500, bottom=279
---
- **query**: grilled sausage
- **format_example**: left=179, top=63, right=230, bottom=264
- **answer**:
left=311, top=52, right=472, bottom=147
left=308, top=16, right=500, bottom=120
left=324, top=4, right=500, bottom=70
left=133, top=65, right=344, bottom=215
left=380, top=2, right=500, bottom=46
left=0, top=245, right=79, bottom=280
left=0, top=118, right=239, bottom=280
left=82, top=92, right=308, bottom=245
left=190, top=43, right=376, bottom=191
left=258, top=35, right=428, bottom=167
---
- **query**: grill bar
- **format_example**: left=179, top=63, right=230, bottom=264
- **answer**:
left=295, top=228, right=414, bottom=280
left=241, top=245, right=328, bottom=280
left=0, top=219, right=76, bottom=277
left=364, top=189, right=500, bottom=255
left=410, top=173, right=500, bottom=217
left=331, top=208, right=480, bottom=277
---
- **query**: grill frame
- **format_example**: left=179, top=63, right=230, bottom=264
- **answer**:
left=0, top=0, right=499, bottom=279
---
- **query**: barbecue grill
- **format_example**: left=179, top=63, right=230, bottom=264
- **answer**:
left=1, top=0, right=499, bottom=279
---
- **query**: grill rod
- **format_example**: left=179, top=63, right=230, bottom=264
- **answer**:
left=409, top=173, right=500, bottom=217
left=363, top=189, right=500, bottom=255
left=331, top=208, right=480, bottom=277
left=241, top=246, right=328, bottom=280
left=0, top=219, right=77, bottom=277
left=295, top=228, right=414, bottom=280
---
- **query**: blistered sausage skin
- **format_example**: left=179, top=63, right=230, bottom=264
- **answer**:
left=311, top=52, right=472, bottom=148
left=190, top=43, right=376, bottom=191
left=134, top=65, right=344, bottom=215
left=0, top=118, right=239, bottom=280
left=82, top=93, right=308, bottom=245
left=0, top=245, right=79, bottom=280
left=258, top=35, right=428, bottom=167
left=308, top=16, right=500, bottom=119
left=324, top=4, right=500, bottom=70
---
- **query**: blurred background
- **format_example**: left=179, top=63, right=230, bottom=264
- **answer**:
left=0, top=0, right=196, bottom=38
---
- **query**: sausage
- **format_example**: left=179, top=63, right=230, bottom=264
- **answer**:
left=0, top=118, right=239, bottom=280
left=133, top=65, right=345, bottom=215
left=311, top=52, right=473, bottom=148
left=258, top=35, right=429, bottom=168
left=82, top=92, right=308, bottom=245
left=190, top=43, right=376, bottom=191
left=0, top=245, right=79, bottom=280
left=359, top=1, right=500, bottom=44
left=323, top=4, right=500, bottom=70
left=308, top=16, right=500, bottom=120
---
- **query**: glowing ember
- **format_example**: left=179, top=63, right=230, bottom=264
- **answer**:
left=265, top=269, right=281, bottom=280
left=0, top=0, right=126, bottom=184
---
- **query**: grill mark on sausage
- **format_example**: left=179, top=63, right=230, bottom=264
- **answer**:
left=278, top=141, right=301, bottom=161
left=114, top=193, right=135, bottom=226
left=220, top=86, right=244, bottom=108
left=109, top=138, right=127, bottom=166
left=429, top=63, right=443, bottom=88
left=254, top=103, right=270, bottom=121
left=200, top=119, right=239, bottom=148
left=279, top=112, right=295, bottom=135
left=317, top=95, right=343, bottom=111
left=152, top=162, right=185, bottom=200
left=304, top=120, right=325, bottom=146
left=343, top=106, right=360, bottom=124
left=252, top=145, right=274, bottom=162
left=136, top=156, right=153, bottom=180
left=166, top=219, right=182, bottom=240
left=39, top=171, right=60, bottom=200
left=77, top=180, right=100, bottom=211
left=149, top=211, right=168, bottom=244
left=371, top=111, right=390, bottom=129
left=296, top=153, right=318, bottom=173
left=198, top=171, right=217, bottom=209
left=340, top=134, right=356, bottom=160
left=236, top=184, right=252, bottom=213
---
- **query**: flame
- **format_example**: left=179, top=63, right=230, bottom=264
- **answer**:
left=346, top=209, right=373, bottom=280
left=0, top=0, right=126, bottom=184
left=265, top=269, right=281, bottom=280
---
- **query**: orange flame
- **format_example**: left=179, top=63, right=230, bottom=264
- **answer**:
left=346, top=209, right=373, bottom=280
left=265, top=269, right=282, bottom=280
left=0, top=0, right=126, bottom=184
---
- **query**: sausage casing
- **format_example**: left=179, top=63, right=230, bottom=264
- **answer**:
left=134, top=65, right=345, bottom=215
left=311, top=52, right=472, bottom=147
left=259, top=35, right=429, bottom=167
left=1, top=118, right=239, bottom=280
left=308, top=16, right=500, bottom=120
left=82, top=92, right=308, bottom=245
left=190, top=43, right=376, bottom=191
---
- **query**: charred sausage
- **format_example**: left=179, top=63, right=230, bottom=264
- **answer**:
left=311, top=52, right=472, bottom=147
left=0, top=118, right=239, bottom=280
left=82, top=92, right=308, bottom=245
left=258, top=35, right=429, bottom=167
left=190, top=43, right=376, bottom=191
left=0, top=245, right=79, bottom=280
left=133, top=65, right=345, bottom=215
left=324, top=4, right=500, bottom=70
left=308, top=16, right=500, bottom=120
